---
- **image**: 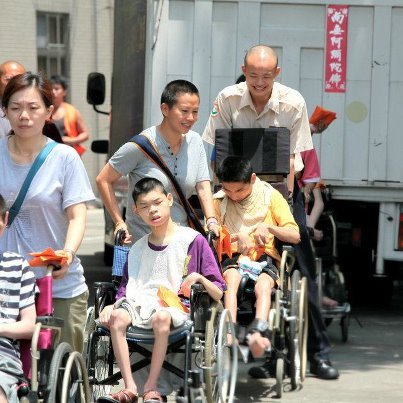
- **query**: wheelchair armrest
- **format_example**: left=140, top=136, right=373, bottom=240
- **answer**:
left=191, top=283, right=205, bottom=293
left=94, top=281, right=115, bottom=291
left=190, top=284, right=213, bottom=333
left=94, top=282, right=117, bottom=318
left=237, top=274, right=250, bottom=302
left=37, top=315, right=64, bottom=328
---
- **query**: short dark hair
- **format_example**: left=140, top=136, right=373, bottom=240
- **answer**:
left=216, top=156, right=253, bottom=183
left=132, top=178, right=167, bottom=204
left=2, top=71, right=53, bottom=110
left=50, top=75, right=68, bottom=90
left=0, top=193, right=7, bottom=220
left=160, top=80, right=199, bottom=108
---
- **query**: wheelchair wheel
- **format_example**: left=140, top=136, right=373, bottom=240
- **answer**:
left=46, top=342, right=73, bottom=403
left=87, top=331, right=114, bottom=401
left=217, top=309, right=237, bottom=403
left=298, top=276, right=308, bottom=381
left=275, top=357, right=284, bottom=398
left=83, top=306, right=96, bottom=361
left=204, top=302, right=237, bottom=403
left=61, top=351, right=91, bottom=403
left=288, top=270, right=306, bottom=390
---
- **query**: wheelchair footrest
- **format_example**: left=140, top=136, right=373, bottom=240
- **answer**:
left=245, top=318, right=272, bottom=341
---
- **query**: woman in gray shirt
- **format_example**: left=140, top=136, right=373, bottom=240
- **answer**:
left=96, top=80, right=219, bottom=243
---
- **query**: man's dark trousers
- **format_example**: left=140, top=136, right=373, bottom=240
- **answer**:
left=292, top=183, right=331, bottom=362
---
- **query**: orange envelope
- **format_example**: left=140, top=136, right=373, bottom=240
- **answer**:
left=157, top=286, right=189, bottom=313
left=216, top=225, right=232, bottom=263
left=309, top=105, right=337, bottom=127
left=28, top=247, right=68, bottom=267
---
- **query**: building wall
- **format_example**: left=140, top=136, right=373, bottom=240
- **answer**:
left=0, top=0, right=114, bottom=193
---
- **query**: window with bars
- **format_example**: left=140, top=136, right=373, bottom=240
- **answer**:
left=36, top=12, right=69, bottom=78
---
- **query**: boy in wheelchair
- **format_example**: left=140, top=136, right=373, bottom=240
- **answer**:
left=97, top=178, right=225, bottom=403
left=214, top=157, right=300, bottom=358
left=0, top=194, right=36, bottom=403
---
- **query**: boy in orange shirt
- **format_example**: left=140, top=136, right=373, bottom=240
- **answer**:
left=214, top=156, right=300, bottom=357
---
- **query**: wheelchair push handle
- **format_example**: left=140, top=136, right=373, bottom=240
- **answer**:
left=207, top=230, right=218, bottom=246
left=46, top=263, right=62, bottom=275
left=115, top=228, right=126, bottom=246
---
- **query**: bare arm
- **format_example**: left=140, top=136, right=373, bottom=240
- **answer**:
left=265, top=223, right=299, bottom=244
left=179, top=272, right=223, bottom=302
left=96, top=163, right=131, bottom=241
left=308, top=187, right=325, bottom=229
left=303, top=181, right=316, bottom=203
left=287, top=154, right=295, bottom=194
left=195, top=180, right=219, bottom=234
left=53, top=202, right=87, bottom=280
left=0, top=304, right=36, bottom=339
left=254, top=191, right=300, bottom=247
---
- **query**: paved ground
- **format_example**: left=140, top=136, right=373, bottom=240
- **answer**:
left=79, top=209, right=403, bottom=402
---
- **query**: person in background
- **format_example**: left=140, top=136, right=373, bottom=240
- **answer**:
left=0, top=193, right=36, bottom=403
left=0, top=61, right=25, bottom=138
left=50, top=75, right=89, bottom=157
left=98, top=178, right=225, bottom=403
left=96, top=80, right=219, bottom=246
left=0, top=72, right=95, bottom=352
left=302, top=121, right=339, bottom=309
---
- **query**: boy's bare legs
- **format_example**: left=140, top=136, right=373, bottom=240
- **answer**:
left=223, top=268, right=242, bottom=323
left=223, top=269, right=242, bottom=344
left=109, top=309, right=138, bottom=394
left=143, top=310, right=172, bottom=393
left=247, top=273, right=273, bottom=357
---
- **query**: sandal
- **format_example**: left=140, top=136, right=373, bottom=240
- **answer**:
left=143, top=390, right=164, bottom=403
left=97, top=389, right=138, bottom=403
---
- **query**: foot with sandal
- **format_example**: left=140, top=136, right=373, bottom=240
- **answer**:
left=244, top=318, right=272, bottom=358
left=97, top=389, right=138, bottom=403
left=98, top=389, right=167, bottom=403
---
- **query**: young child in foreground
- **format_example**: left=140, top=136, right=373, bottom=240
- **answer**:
left=98, top=178, right=225, bottom=403
left=214, top=156, right=300, bottom=358
left=0, top=194, right=36, bottom=403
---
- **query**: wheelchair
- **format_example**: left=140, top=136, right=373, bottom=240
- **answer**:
left=18, top=265, right=91, bottom=403
left=84, top=251, right=238, bottom=403
left=313, top=199, right=351, bottom=342
left=214, top=127, right=308, bottom=397
left=234, top=246, right=308, bottom=398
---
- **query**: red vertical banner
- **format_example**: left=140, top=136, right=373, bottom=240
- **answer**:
left=325, top=5, right=349, bottom=93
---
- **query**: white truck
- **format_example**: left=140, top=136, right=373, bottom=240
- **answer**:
left=90, top=0, right=403, bottom=302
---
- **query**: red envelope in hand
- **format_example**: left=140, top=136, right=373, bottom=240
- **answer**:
left=28, top=247, right=68, bottom=267
left=216, top=225, right=232, bottom=263
left=309, top=105, right=337, bottom=127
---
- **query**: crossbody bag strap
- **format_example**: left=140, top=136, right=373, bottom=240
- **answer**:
left=8, top=141, right=58, bottom=227
left=131, top=134, right=206, bottom=237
